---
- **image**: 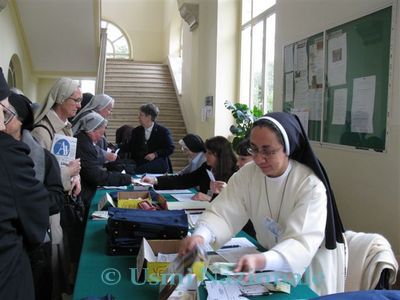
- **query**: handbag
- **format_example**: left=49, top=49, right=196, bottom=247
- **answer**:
left=61, top=194, right=86, bottom=262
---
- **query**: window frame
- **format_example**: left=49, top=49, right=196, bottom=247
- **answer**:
left=240, top=0, right=276, bottom=113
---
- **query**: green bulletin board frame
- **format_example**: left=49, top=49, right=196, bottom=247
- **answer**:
left=283, top=5, right=393, bottom=151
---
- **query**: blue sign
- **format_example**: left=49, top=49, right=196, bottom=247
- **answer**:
left=53, top=139, right=71, bottom=156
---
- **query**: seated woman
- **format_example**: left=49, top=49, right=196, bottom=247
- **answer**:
left=179, top=112, right=346, bottom=295
left=176, top=133, right=206, bottom=175
left=74, top=112, right=133, bottom=208
left=143, top=136, right=237, bottom=201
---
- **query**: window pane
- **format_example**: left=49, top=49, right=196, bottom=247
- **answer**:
left=114, top=37, right=129, bottom=55
left=253, top=0, right=275, bottom=18
left=250, top=21, right=264, bottom=109
left=264, top=14, right=275, bottom=112
left=240, top=27, right=251, bottom=103
left=107, top=23, right=122, bottom=42
left=241, top=0, right=251, bottom=25
left=106, top=40, right=114, bottom=58
left=80, top=80, right=96, bottom=94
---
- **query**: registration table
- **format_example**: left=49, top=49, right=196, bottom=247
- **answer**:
left=73, top=189, right=318, bottom=300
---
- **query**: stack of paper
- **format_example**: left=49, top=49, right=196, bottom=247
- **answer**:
left=167, top=194, right=211, bottom=210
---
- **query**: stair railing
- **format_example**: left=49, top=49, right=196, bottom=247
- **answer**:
left=96, top=27, right=108, bottom=94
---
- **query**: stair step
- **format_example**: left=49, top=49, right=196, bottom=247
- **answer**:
left=105, top=58, right=185, bottom=169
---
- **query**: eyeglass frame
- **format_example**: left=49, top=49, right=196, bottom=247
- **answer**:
left=0, top=103, right=17, bottom=125
left=66, top=96, right=83, bottom=103
left=247, top=145, right=283, bottom=159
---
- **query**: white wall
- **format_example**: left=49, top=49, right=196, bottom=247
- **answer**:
left=179, top=0, right=240, bottom=139
left=0, top=2, right=37, bottom=99
left=275, top=0, right=400, bottom=254
left=102, top=0, right=166, bottom=62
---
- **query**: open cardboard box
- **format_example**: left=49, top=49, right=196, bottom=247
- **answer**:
left=117, top=191, right=168, bottom=210
left=136, top=238, right=205, bottom=284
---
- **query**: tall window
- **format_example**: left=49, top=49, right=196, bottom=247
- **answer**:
left=240, top=0, right=275, bottom=112
left=101, top=20, right=130, bottom=59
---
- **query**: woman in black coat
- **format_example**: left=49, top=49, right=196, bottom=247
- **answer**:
left=75, top=112, right=132, bottom=208
left=0, top=68, right=49, bottom=300
left=143, top=136, right=237, bottom=201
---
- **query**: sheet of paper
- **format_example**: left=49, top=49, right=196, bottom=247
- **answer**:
left=308, top=39, right=324, bottom=88
left=157, top=253, right=178, bottom=262
left=285, top=72, right=294, bottom=102
left=351, top=75, right=376, bottom=133
left=332, top=88, right=347, bottom=125
left=204, top=237, right=257, bottom=253
left=306, top=88, right=323, bottom=121
left=51, top=134, right=77, bottom=167
left=284, top=44, right=294, bottom=72
left=101, top=185, right=128, bottom=190
left=168, top=195, right=211, bottom=210
left=91, top=211, right=109, bottom=220
left=154, top=189, right=194, bottom=194
left=291, top=109, right=309, bottom=135
left=328, top=32, right=347, bottom=86
left=97, top=193, right=116, bottom=211
left=206, top=169, right=216, bottom=182
left=132, top=178, right=153, bottom=187
left=205, top=280, right=242, bottom=300
left=171, top=193, right=197, bottom=202
left=216, top=247, right=261, bottom=264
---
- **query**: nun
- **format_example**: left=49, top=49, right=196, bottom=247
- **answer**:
left=179, top=112, right=346, bottom=296
left=71, top=93, right=116, bottom=161
left=176, top=133, right=206, bottom=175
left=74, top=111, right=132, bottom=209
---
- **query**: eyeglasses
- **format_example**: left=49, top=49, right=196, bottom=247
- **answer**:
left=0, top=103, right=16, bottom=125
left=247, top=146, right=282, bottom=159
left=66, top=96, right=83, bottom=103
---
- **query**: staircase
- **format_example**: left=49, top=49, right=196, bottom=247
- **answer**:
left=104, top=59, right=188, bottom=171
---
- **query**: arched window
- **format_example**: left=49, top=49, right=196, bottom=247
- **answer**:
left=7, top=54, right=23, bottom=89
left=101, top=20, right=131, bottom=59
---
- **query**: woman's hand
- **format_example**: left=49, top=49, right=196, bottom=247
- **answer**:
left=144, top=152, right=156, bottom=161
left=178, top=235, right=205, bottom=256
left=234, top=253, right=266, bottom=281
left=68, top=159, right=81, bottom=177
left=191, top=192, right=211, bottom=202
left=210, top=181, right=227, bottom=194
left=141, top=176, right=157, bottom=185
left=105, top=152, right=117, bottom=162
left=69, top=175, right=81, bottom=197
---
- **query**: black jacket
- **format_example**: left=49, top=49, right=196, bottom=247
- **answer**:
left=127, top=123, right=175, bottom=166
left=156, top=163, right=214, bottom=194
left=76, top=132, right=132, bottom=205
left=0, top=132, right=49, bottom=300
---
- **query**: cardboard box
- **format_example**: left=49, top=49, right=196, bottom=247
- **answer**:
left=136, top=239, right=205, bottom=284
left=117, top=191, right=168, bottom=210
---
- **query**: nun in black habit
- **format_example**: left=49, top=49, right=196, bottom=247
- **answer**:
left=179, top=112, right=346, bottom=296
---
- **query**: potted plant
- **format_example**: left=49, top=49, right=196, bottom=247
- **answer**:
left=224, top=100, right=263, bottom=150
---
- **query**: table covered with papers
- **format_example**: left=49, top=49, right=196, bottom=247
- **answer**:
left=73, top=189, right=318, bottom=300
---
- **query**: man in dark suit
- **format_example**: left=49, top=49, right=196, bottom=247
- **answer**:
left=0, top=68, right=49, bottom=299
left=128, top=103, right=175, bottom=174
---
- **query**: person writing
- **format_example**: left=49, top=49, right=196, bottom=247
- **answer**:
left=179, top=112, right=346, bottom=295
left=74, top=112, right=133, bottom=208
left=143, top=136, right=237, bottom=201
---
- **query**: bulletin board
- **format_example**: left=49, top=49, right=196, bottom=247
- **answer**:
left=283, top=5, right=393, bottom=151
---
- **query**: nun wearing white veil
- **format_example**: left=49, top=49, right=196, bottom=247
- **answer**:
left=179, top=112, right=346, bottom=296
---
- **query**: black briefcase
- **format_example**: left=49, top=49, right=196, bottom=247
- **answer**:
left=106, top=237, right=142, bottom=256
left=105, top=208, right=188, bottom=255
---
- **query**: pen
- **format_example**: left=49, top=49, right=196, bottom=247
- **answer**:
left=239, top=292, right=271, bottom=297
left=140, top=173, right=147, bottom=180
left=220, top=244, right=240, bottom=249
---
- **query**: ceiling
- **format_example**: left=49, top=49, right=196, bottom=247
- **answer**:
left=15, top=0, right=99, bottom=77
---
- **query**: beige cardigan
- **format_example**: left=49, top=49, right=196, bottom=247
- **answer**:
left=345, top=230, right=398, bottom=291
